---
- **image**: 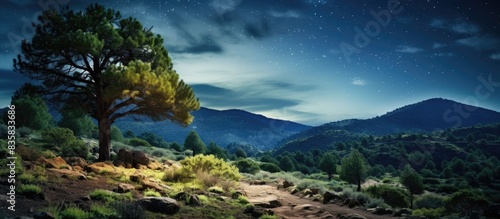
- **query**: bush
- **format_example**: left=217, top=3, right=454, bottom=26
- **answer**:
left=112, top=201, right=145, bottom=219
left=436, top=184, right=459, bottom=194
left=412, top=207, right=445, bottom=218
left=127, top=138, right=152, bottom=147
left=17, top=126, right=32, bottom=137
left=233, top=158, right=260, bottom=174
left=143, top=189, right=161, bottom=197
left=61, top=139, right=89, bottom=158
left=366, top=185, right=409, bottom=208
left=259, top=162, right=282, bottom=173
left=89, top=204, right=118, bottom=219
left=18, top=184, right=42, bottom=196
left=42, top=127, right=76, bottom=147
left=259, top=214, right=278, bottom=219
left=165, top=154, right=241, bottom=183
left=60, top=206, right=91, bottom=219
left=414, top=194, right=445, bottom=209
left=445, top=190, right=490, bottom=216
left=89, top=189, right=130, bottom=203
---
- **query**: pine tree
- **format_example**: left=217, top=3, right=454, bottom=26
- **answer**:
left=184, top=130, right=206, bottom=155
left=340, top=149, right=368, bottom=191
left=319, top=152, right=337, bottom=181
left=13, top=4, right=199, bottom=160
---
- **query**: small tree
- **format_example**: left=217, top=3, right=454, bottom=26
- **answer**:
left=340, top=149, right=368, bottom=191
left=207, top=141, right=227, bottom=160
left=235, top=147, right=247, bottom=159
left=184, top=130, right=206, bottom=155
left=59, top=109, right=97, bottom=137
left=279, top=156, right=295, bottom=172
left=400, top=165, right=424, bottom=209
left=6, top=90, right=52, bottom=130
left=110, top=125, right=124, bottom=142
left=319, top=152, right=337, bottom=181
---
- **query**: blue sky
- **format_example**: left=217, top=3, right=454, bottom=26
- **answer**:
left=1, top=0, right=500, bottom=125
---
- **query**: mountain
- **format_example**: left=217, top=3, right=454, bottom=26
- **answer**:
left=114, top=107, right=311, bottom=150
left=276, top=98, right=500, bottom=153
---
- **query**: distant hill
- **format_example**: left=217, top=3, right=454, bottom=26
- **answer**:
left=276, top=98, right=500, bottom=153
left=114, top=107, right=311, bottom=150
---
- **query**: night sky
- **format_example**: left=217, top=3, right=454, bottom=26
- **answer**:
left=1, top=0, right=500, bottom=125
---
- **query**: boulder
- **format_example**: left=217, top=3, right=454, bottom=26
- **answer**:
left=85, top=162, right=115, bottom=174
left=174, top=192, right=188, bottom=201
left=133, top=150, right=150, bottom=165
left=118, top=149, right=150, bottom=168
left=368, top=207, right=393, bottom=215
left=47, top=168, right=87, bottom=180
left=115, top=183, right=136, bottom=193
left=323, top=191, right=339, bottom=204
left=303, top=189, right=313, bottom=196
left=338, top=213, right=367, bottom=219
left=37, top=156, right=70, bottom=170
left=130, top=173, right=146, bottom=183
left=287, top=186, right=300, bottom=195
left=251, top=180, right=266, bottom=185
left=283, top=180, right=294, bottom=189
left=251, top=196, right=282, bottom=208
left=137, top=197, right=180, bottom=215
left=189, top=195, right=203, bottom=206
left=141, top=180, right=169, bottom=193
left=64, top=157, right=88, bottom=168
left=343, top=198, right=360, bottom=208
left=310, top=188, right=321, bottom=195
left=393, top=208, right=412, bottom=217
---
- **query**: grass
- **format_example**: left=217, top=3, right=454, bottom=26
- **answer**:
left=18, top=184, right=42, bottom=196
left=89, top=189, right=132, bottom=203
left=259, top=214, right=278, bottom=219
left=60, top=205, right=91, bottom=219
left=143, top=189, right=161, bottom=197
left=89, top=204, right=119, bottom=219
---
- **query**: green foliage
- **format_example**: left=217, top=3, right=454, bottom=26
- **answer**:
left=89, top=204, right=119, bottom=219
left=124, top=130, right=135, bottom=138
left=234, top=147, right=247, bottom=158
left=127, top=137, right=152, bottom=147
left=58, top=109, right=96, bottom=137
left=6, top=95, right=52, bottom=130
left=400, top=165, right=424, bottom=208
left=412, top=207, right=445, bottom=218
left=414, top=194, right=445, bottom=209
left=18, top=184, right=42, bottom=196
left=206, top=141, right=227, bottom=160
left=112, top=201, right=145, bottom=219
left=259, top=214, right=278, bottom=219
left=236, top=195, right=249, bottom=205
left=233, top=158, right=260, bottom=174
left=14, top=4, right=200, bottom=161
left=17, top=127, right=33, bottom=138
left=340, top=149, right=368, bottom=191
left=279, top=156, right=295, bottom=172
left=60, top=206, right=91, bottom=219
left=369, top=164, right=386, bottom=178
left=259, top=162, right=282, bottom=173
left=184, top=130, right=206, bottom=155
left=366, top=185, right=409, bottom=208
left=319, top=152, right=337, bottom=181
left=110, top=126, right=124, bottom=142
left=89, top=189, right=131, bottom=203
left=138, top=131, right=169, bottom=148
left=165, top=154, right=241, bottom=183
left=42, top=127, right=89, bottom=158
left=143, top=189, right=161, bottom=197
left=170, top=142, right=182, bottom=152
left=445, top=190, right=490, bottom=216
left=61, top=139, right=89, bottom=158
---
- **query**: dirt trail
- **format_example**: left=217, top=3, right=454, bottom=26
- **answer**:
left=240, top=182, right=391, bottom=219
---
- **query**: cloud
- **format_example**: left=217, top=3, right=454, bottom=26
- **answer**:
left=211, top=0, right=242, bottom=16
left=191, top=84, right=302, bottom=111
left=429, top=18, right=480, bottom=34
left=432, top=42, right=446, bottom=49
left=456, top=35, right=499, bottom=50
left=431, top=52, right=454, bottom=57
left=352, top=78, right=366, bottom=86
left=490, top=53, right=500, bottom=60
left=450, top=22, right=480, bottom=34
left=268, top=10, right=301, bottom=18
left=244, top=20, right=271, bottom=39
left=169, top=35, right=224, bottom=54
left=395, top=45, right=423, bottom=53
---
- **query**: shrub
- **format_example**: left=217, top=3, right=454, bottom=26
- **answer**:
left=18, top=184, right=42, bottom=196
left=42, top=127, right=76, bottom=147
left=236, top=195, right=249, bottom=205
left=259, top=214, right=278, bottom=219
left=89, top=189, right=126, bottom=203
left=414, top=194, right=445, bottom=209
left=382, top=178, right=392, bottom=184
left=445, top=190, right=490, bottom=216
left=60, top=206, right=91, bottom=219
left=412, top=207, right=445, bottom=218
left=436, top=184, right=459, bottom=194
left=166, top=154, right=241, bottom=183
left=61, top=139, right=89, bottom=158
left=366, top=185, right=409, bottom=208
left=17, top=127, right=32, bottom=137
left=127, top=138, right=152, bottom=147
left=89, top=204, right=118, bottom=219
left=259, top=162, right=281, bottom=173
left=143, top=189, right=161, bottom=197
left=341, top=188, right=373, bottom=206
left=112, top=200, right=145, bottom=219
left=233, top=158, right=260, bottom=174
left=208, top=186, right=225, bottom=194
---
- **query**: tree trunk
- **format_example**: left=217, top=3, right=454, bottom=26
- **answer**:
left=98, top=117, right=111, bottom=161
left=357, top=176, right=361, bottom=191
left=328, top=173, right=332, bottom=181
left=409, top=193, right=413, bottom=209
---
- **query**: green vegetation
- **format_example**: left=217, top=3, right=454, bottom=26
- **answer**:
left=233, top=158, right=260, bottom=174
left=400, top=165, right=424, bottom=209
left=89, top=189, right=132, bottom=203
left=42, top=127, right=89, bottom=158
left=319, top=152, right=337, bottom=181
left=366, top=185, right=409, bottom=208
left=59, top=108, right=97, bottom=138
left=60, top=206, right=91, bottom=219
left=14, top=3, right=200, bottom=161
left=143, top=189, right=161, bottom=197
left=184, top=130, right=207, bottom=155
left=18, top=184, right=42, bottom=196
left=340, top=149, right=368, bottom=191
left=5, top=94, right=52, bottom=130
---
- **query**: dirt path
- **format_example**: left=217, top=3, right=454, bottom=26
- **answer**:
left=240, top=182, right=391, bottom=219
